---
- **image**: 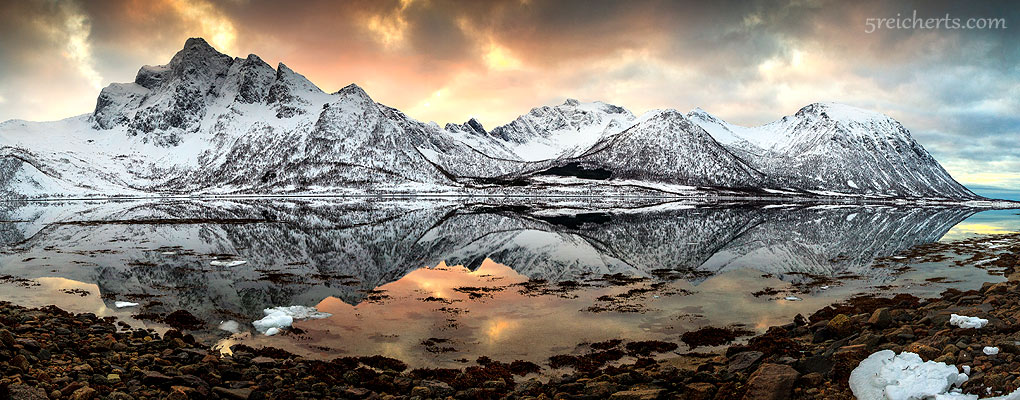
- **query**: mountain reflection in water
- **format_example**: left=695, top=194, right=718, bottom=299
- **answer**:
left=0, top=199, right=1005, bottom=365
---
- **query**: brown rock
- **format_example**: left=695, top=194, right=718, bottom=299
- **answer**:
left=7, top=384, right=48, bottom=400
left=609, top=388, right=665, bottom=400
left=868, top=308, right=892, bottom=328
left=0, top=329, right=16, bottom=348
left=69, top=387, right=97, bottom=400
left=905, top=342, right=941, bottom=360
left=10, top=354, right=30, bottom=371
left=683, top=382, right=716, bottom=400
left=827, top=314, right=853, bottom=337
left=212, top=387, right=252, bottom=400
left=743, top=363, right=799, bottom=400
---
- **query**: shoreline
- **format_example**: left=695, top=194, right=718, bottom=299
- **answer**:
left=2, top=268, right=1019, bottom=399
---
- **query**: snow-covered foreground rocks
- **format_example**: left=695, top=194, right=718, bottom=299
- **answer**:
left=849, top=350, right=968, bottom=400
left=252, top=305, right=331, bottom=336
left=949, top=314, right=989, bottom=329
left=850, top=350, right=1020, bottom=400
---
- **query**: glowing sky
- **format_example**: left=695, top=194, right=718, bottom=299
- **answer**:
left=0, top=0, right=1017, bottom=189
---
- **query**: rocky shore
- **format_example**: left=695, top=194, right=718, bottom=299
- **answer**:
left=1, top=255, right=1019, bottom=399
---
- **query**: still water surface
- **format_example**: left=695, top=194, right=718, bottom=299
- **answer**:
left=0, top=199, right=1016, bottom=366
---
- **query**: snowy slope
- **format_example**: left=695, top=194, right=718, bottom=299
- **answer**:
left=687, top=103, right=977, bottom=199
left=484, top=99, right=636, bottom=161
left=535, top=110, right=765, bottom=187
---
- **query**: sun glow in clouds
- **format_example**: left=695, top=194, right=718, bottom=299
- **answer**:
left=365, top=0, right=414, bottom=48
left=168, top=0, right=237, bottom=53
left=483, top=42, right=523, bottom=70
left=58, top=2, right=103, bottom=89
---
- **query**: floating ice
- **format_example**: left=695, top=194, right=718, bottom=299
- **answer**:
left=784, top=296, right=802, bottom=301
left=984, top=347, right=999, bottom=356
left=210, top=259, right=247, bottom=267
left=218, top=320, right=241, bottom=333
left=114, top=301, right=139, bottom=308
left=949, top=314, right=989, bottom=329
left=252, top=306, right=331, bottom=336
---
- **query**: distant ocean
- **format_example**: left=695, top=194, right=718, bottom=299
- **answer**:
left=969, top=185, right=1020, bottom=201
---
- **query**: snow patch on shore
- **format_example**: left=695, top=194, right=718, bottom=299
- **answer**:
left=949, top=314, right=989, bottom=329
left=252, top=306, right=331, bottom=336
left=850, top=350, right=1020, bottom=400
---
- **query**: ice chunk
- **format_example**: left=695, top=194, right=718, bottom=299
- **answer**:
left=219, top=320, right=240, bottom=332
left=983, top=347, right=999, bottom=355
left=210, top=259, right=247, bottom=267
left=784, top=296, right=802, bottom=301
left=114, top=301, right=139, bottom=308
left=849, top=350, right=968, bottom=400
left=949, top=314, right=989, bottom=329
left=252, top=305, right=331, bottom=335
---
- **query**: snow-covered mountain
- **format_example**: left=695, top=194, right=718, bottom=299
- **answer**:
left=0, top=37, right=979, bottom=201
left=552, top=109, right=764, bottom=187
left=479, top=99, right=636, bottom=161
left=686, top=103, right=975, bottom=198
left=0, top=38, right=523, bottom=198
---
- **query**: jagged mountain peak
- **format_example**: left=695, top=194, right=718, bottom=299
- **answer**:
left=445, top=118, right=486, bottom=136
left=167, top=37, right=233, bottom=76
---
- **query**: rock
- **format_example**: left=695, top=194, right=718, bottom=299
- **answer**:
left=11, top=353, right=30, bottom=371
left=421, top=380, right=454, bottom=396
left=212, top=387, right=252, bottom=400
left=585, top=381, right=618, bottom=397
left=0, top=328, right=16, bottom=348
left=7, top=384, right=48, bottom=400
left=410, top=386, right=431, bottom=397
left=684, top=382, right=716, bottom=400
left=69, top=387, right=98, bottom=400
left=107, top=373, right=122, bottom=384
left=141, top=370, right=172, bottom=386
left=797, top=372, right=823, bottom=387
left=826, top=314, right=853, bottom=337
left=905, top=342, right=940, bottom=360
left=867, top=308, right=892, bottom=328
left=107, top=392, right=134, bottom=400
left=743, top=363, right=799, bottom=400
left=166, top=387, right=189, bottom=400
left=728, top=351, right=764, bottom=372
left=609, top=388, right=665, bottom=400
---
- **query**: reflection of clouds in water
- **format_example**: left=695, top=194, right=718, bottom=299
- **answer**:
left=941, top=210, right=1020, bottom=241
left=485, top=319, right=518, bottom=343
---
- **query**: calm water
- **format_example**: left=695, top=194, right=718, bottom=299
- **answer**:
left=0, top=199, right=1016, bottom=367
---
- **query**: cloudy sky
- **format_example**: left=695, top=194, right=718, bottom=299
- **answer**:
left=0, top=0, right=1017, bottom=191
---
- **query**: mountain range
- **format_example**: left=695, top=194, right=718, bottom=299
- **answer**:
left=0, top=38, right=979, bottom=201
